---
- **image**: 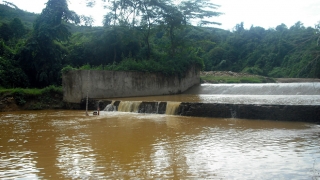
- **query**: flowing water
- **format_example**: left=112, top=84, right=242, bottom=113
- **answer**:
left=0, top=110, right=319, bottom=179
left=111, top=83, right=320, bottom=105
left=165, top=102, right=181, bottom=115
left=185, top=83, right=320, bottom=95
left=118, top=101, right=142, bottom=113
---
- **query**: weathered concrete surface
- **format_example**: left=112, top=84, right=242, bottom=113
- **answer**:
left=63, top=66, right=200, bottom=103
left=138, top=102, right=167, bottom=114
left=179, top=103, right=320, bottom=123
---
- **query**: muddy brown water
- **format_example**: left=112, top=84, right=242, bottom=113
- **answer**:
left=0, top=110, right=319, bottom=179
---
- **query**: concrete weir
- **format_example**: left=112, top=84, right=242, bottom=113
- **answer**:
left=63, top=68, right=320, bottom=123
left=79, top=82, right=320, bottom=123
left=178, top=103, right=320, bottom=123
left=81, top=99, right=320, bottom=123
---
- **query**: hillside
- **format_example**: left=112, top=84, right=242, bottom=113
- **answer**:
left=0, top=2, right=319, bottom=89
left=0, top=4, right=38, bottom=28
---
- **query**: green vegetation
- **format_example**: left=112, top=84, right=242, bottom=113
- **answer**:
left=0, top=85, right=63, bottom=109
left=0, top=3, right=38, bottom=28
left=0, top=1, right=320, bottom=90
left=1, top=0, right=220, bottom=88
left=203, top=22, right=320, bottom=78
left=0, top=85, right=62, bottom=97
left=62, top=55, right=202, bottom=77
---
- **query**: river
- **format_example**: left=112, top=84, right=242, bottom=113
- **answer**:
left=0, top=110, right=319, bottom=179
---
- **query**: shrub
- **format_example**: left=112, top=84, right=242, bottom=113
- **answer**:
left=61, top=65, right=76, bottom=74
left=41, top=85, right=62, bottom=94
left=13, top=89, right=26, bottom=105
left=242, top=66, right=263, bottom=75
left=79, top=64, right=91, bottom=70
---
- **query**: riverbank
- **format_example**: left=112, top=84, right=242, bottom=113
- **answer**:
left=0, top=86, right=64, bottom=112
left=200, top=71, right=275, bottom=83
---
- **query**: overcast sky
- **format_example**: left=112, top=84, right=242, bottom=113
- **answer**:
left=3, top=0, right=320, bottom=30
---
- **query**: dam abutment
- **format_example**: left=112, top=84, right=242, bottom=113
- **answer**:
left=62, top=66, right=200, bottom=103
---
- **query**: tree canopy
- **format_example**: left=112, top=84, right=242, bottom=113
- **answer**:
left=0, top=1, right=319, bottom=89
left=18, top=0, right=80, bottom=87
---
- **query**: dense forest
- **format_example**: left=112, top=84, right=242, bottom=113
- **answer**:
left=0, top=0, right=320, bottom=89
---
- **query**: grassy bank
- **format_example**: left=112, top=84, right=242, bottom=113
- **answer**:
left=0, top=86, right=62, bottom=95
left=0, top=86, right=64, bottom=111
left=200, top=71, right=276, bottom=83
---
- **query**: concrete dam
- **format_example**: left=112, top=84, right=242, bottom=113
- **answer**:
left=80, top=82, right=320, bottom=123
left=62, top=67, right=200, bottom=104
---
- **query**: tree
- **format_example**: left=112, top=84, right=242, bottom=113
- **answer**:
left=156, top=0, right=222, bottom=56
left=0, top=18, right=27, bottom=42
left=19, top=0, right=80, bottom=87
left=316, top=22, right=320, bottom=46
left=97, top=0, right=222, bottom=59
left=153, top=0, right=186, bottom=56
left=179, top=0, right=222, bottom=26
left=233, top=22, right=245, bottom=34
left=80, top=15, right=95, bottom=26
left=275, top=23, right=288, bottom=32
left=0, top=23, right=13, bottom=41
left=9, top=18, right=27, bottom=38
left=33, top=0, right=80, bottom=42
left=139, top=0, right=159, bottom=59
left=0, top=40, right=29, bottom=88
left=2, top=1, right=19, bottom=9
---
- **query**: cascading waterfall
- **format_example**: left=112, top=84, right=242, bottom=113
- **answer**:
left=165, top=102, right=181, bottom=115
left=118, top=101, right=142, bottom=112
left=156, top=102, right=160, bottom=114
left=185, top=83, right=320, bottom=95
left=93, top=82, right=319, bottom=121
left=104, top=101, right=116, bottom=111
left=182, top=83, right=320, bottom=105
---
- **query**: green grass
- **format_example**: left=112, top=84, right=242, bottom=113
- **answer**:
left=0, top=85, right=62, bottom=96
left=0, top=85, right=63, bottom=108
left=0, top=88, right=41, bottom=95
left=201, top=75, right=275, bottom=83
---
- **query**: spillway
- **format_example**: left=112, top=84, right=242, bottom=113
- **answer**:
left=82, top=83, right=320, bottom=123
left=186, top=83, right=320, bottom=105
left=185, top=83, right=320, bottom=95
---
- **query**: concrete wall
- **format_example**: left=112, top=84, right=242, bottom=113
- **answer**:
left=62, top=66, right=200, bottom=103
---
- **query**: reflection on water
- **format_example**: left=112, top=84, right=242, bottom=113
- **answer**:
left=0, top=110, right=319, bottom=179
